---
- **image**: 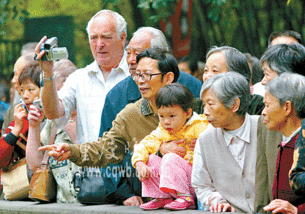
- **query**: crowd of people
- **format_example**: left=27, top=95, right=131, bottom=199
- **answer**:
left=1, top=9, right=305, bottom=213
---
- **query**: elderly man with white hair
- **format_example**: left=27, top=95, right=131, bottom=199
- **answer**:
left=36, top=10, right=129, bottom=144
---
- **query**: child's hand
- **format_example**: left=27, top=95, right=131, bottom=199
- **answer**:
left=135, top=161, right=152, bottom=182
left=12, top=103, right=28, bottom=136
left=28, top=104, right=44, bottom=128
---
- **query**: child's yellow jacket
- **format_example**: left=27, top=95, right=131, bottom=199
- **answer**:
left=132, top=112, right=209, bottom=166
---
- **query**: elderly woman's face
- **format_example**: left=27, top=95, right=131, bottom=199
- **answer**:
left=261, top=62, right=279, bottom=85
left=202, top=88, right=236, bottom=131
left=262, top=92, right=286, bottom=132
left=203, top=52, right=228, bottom=82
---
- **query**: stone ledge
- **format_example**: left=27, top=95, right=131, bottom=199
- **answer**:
left=0, top=200, right=214, bottom=214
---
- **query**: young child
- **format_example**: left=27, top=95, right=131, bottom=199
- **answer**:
left=0, top=65, right=41, bottom=168
left=132, top=83, right=209, bottom=211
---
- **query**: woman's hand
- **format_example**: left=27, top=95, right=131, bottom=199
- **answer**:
left=263, top=199, right=297, bottom=214
left=210, top=202, right=236, bottom=213
left=11, top=103, right=27, bottom=136
left=38, top=143, right=71, bottom=162
left=28, top=104, right=44, bottom=128
left=135, top=161, right=152, bottom=182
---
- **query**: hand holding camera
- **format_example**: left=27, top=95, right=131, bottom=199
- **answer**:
left=35, top=36, right=69, bottom=61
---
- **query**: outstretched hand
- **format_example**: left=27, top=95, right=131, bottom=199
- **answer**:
left=38, top=143, right=71, bottom=162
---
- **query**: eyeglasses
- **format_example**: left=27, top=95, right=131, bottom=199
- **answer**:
left=132, top=72, right=164, bottom=82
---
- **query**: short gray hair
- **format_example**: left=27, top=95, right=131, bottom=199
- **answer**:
left=133, top=27, right=170, bottom=51
left=265, top=72, right=305, bottom=118
left=260, top=43, right=305, bottom=76
left=200, top=72, right=250, bottom=116
left=206, top=46, right=251, bottom=82
left=86, top=10, right=127, bottom=39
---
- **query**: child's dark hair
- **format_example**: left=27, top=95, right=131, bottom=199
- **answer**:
left=155, top=83, right=194, bottom=112
left=19, top=64, right=42, bottom=87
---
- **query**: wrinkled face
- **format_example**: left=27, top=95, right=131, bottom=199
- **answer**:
left=261, top=62, right=279, bottom=85
left=203, top=52, right=228, bottom=82
left=88, top=14, right=126, bottom=71
left=262, top=92, right=287, bottom=132
left=126, top=32, right=152, bottom=75
left=12, top=56, right=27, bottom=93
left=271, top=36, right=298, bottom=46
left=20, top=79, right=40, bottom=105
left=202, top=88, right=235, bottom=130
left=158, top=105, right=192, bottom=134
left=135, top=57, right=167, bottom=102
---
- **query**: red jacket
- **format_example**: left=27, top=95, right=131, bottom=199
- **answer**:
left=0, top=118, right=29, bottom=168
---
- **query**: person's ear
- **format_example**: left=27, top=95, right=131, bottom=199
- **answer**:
left=120, top=32, right=127, bottom=46
left=283, top=100, right=293, bottom=117
left=231, top=97, right=241, bottom=113
left=186, top=108, right=192, bottom=119
left=164, top=72, right=175, bottom=84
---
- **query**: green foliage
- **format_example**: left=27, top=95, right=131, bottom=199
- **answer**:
left=138, top=0, right=176, bottom=22
left=0, top=0, right=29, bottom=39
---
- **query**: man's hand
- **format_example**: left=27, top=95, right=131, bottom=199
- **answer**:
left=263, top=199, right=297, bottom=214
left=28, top=104, right=44, bottom=128
left=35, top=36, right=54, bottom=75
left=159, top=139, right=187, bottom=157
left=38, top=143, right=71, bottom=162
left=123, top=196, right=143, bottom=206
left=135, top=161, right=152, bottom=182
left=210, top=202, right=236, bottom=213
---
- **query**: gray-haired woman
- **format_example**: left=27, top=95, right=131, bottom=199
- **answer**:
left=256, top=73, right=305, bottom=213
left=192, top=72, right=259, bottom=213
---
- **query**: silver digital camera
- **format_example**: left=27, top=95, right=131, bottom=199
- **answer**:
left=40, top=37, right=69, bottom=61
left=33, top=99, right=43, bottom=111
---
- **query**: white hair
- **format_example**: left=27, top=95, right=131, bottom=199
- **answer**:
left=133, top=27, right=170, bottom=51
left=86, top=10, right=127, bottom=39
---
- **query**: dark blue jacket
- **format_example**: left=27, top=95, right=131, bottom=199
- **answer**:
left=99, top=71, right=202, bottom=137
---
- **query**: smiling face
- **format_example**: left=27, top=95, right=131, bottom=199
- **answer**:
left=135, top=57, right=169, bottom=102
left=262, top=92, right=287, bottom=132
left=126, top=31, right=152, bottom=75
left=20, top=79, right=40, bottom=106
left=88, top=14, right=126, bottom=72
left=202, top=88, right=236, bottom=130
left=158, top=105, right=192, bottom=133
left=203, top=52, right=228, bottom=82
left=261, top=62, right=279, bottom=85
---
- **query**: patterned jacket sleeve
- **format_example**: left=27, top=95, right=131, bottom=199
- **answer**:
left=290, top=119, right=305, bottom=196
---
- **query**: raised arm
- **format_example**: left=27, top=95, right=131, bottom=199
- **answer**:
left=26, top=105, right=45, bottom=171
left=35, top=36, right=65, bottom=119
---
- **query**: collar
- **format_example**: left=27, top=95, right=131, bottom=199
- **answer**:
left=141, top=99, right=154, bottom=116
left=223, top=113, right=251, bottom=146
left=88, top=50, right=129, bottom=75
left=281, top=127, right=301, bottom=146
